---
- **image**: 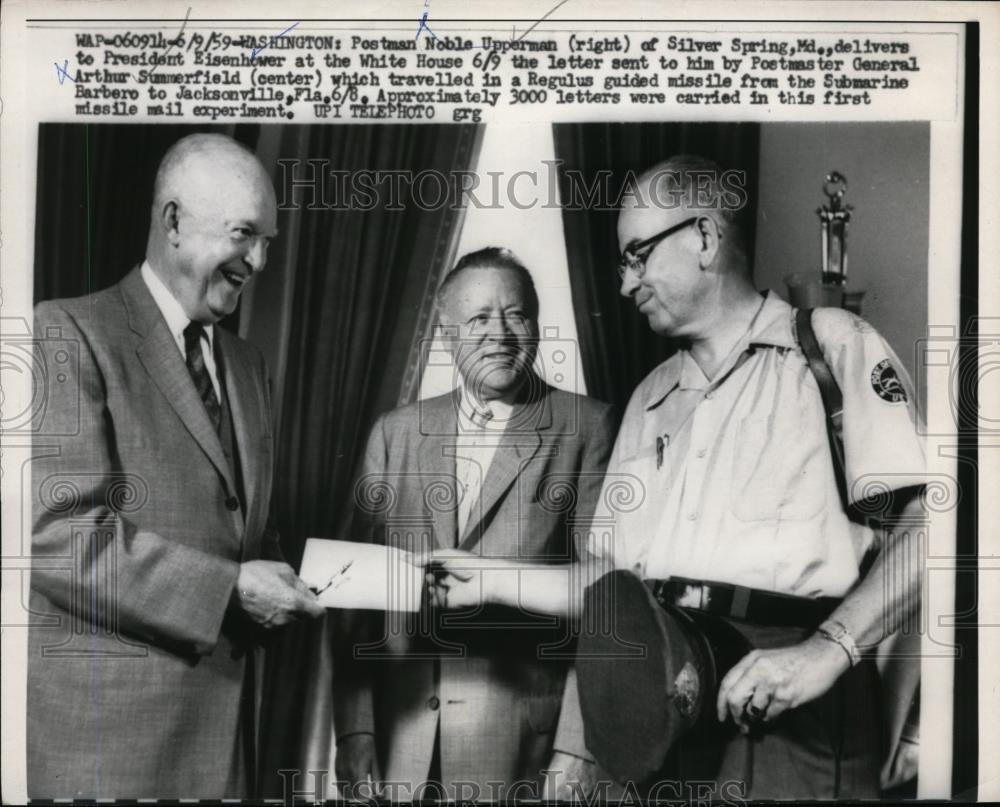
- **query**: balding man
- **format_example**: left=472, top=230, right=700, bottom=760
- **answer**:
left=600, top=156, right=925, bottom=797
left=28, top=133, right=323, bottom=799
left=430, top=157, right=926, bottom=798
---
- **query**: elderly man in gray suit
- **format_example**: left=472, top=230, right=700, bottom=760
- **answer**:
left=28, top=133, right=324, bottom=800
left=333, top=248, right=616, bottom=801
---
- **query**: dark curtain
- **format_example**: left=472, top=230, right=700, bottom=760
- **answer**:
left=33, top=122, right=259, bottom=333
left=255, top=124, right=481, bottom=795
left=32, top=121, right=480, bottom=798
left=552, top=123, right=760, bottom=411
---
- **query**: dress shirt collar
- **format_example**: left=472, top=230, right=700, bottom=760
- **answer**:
left=457, top=383, right=514, bottom=431
left=677, top=352, right=709, bottom=392
left=141, top=260, right=215, bottom=353
left=746, top=291, right=797, bottom=351
left=643, top=291, right=796, bottom=411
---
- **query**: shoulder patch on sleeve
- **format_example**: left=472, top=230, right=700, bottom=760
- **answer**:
left=870, top=358, right=908, bottom=403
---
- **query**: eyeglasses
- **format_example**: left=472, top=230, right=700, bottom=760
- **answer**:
left=617, top=216, right=700, bottom=280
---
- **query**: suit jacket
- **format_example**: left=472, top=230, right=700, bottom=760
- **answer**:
left=333, top=382, right=615, bottom=798
left=27, top=267, right=279, bottom=799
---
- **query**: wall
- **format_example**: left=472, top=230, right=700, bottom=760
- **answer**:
left=753, top=122, right=930, bottom=406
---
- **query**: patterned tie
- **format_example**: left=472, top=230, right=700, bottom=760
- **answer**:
left=456, top=404, right=493, bottom=537
left=183, top=321, right=222, bottom=433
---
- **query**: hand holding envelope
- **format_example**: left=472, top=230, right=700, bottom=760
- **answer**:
left=421, top=549, right=587, bottom=617
left=299, top=539, right=521, bottom=612
left=418, top=549, right=506, bottom=610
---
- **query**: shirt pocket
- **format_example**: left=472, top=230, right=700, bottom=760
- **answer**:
left=730, top=415, right=827, bottom=522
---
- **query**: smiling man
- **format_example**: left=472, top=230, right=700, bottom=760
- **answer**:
left=150, top=134, right=275, bottom=310
left=333, top=247, right=616, bottom=801
left=598, top=155, right=926, bottom=797
left=419, top=158, right=926, bottom=798
left=28, top=133, right=324, bottom=800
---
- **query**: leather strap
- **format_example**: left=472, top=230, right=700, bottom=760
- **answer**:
left=795, top=308, right=849, bottom=513
left=795, top=308, right=884, bottom=578
left=646, top=577, right=840, bottom=630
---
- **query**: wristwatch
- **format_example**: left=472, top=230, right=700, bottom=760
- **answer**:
left=816, top=619, right=861, bottom=667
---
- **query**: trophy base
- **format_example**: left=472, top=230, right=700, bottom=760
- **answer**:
left=783, top=272, right=846, bottom=310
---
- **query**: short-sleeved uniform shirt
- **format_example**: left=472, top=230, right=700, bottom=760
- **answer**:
left=589, top=292, right=925, bottom=598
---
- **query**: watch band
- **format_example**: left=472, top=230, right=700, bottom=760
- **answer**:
left=816, top=618, right=861, bottom=667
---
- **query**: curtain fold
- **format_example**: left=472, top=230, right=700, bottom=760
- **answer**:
left=552, top=123, right=760, bottom=411
left=252, top=124, right=481, bottom=796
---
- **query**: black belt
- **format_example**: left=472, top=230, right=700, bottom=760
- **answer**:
left=646, top=577, right=840, bottom=630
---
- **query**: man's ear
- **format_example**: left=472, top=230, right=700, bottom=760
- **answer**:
left=161, top=200, right=182, bottom=247
left=695, top=215, right=723, bottom=269
left=437, top=317, right=460, bottom=360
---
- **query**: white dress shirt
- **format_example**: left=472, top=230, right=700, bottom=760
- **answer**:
left=454, top=386, right=513, bottom=537
left=141, top=261, right=221, bottom=399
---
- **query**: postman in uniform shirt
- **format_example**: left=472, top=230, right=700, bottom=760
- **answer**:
left=588, top=292, right=926, bottom=598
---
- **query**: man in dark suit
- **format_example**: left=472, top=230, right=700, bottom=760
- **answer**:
left=333, top=248, right=616, bottom=801
left=28, top=133, right=324, bottom=799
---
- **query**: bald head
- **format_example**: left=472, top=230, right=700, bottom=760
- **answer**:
left=147, top=133, right=278, bottom=323
left=628, top=155, right=749, bottom=273
left=151, top=133, right=275, bottom=230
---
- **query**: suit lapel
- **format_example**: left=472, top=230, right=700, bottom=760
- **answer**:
left=417, top=394, right=459, bottom=549
left=217, top=329, right=261, bottom=528
left=122, top=268, right=238, bottom=497
left=458, top=383, right=550, bottom=549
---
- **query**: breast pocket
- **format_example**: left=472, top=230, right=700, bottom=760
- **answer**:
left=731, top=415, right=827, bottom=522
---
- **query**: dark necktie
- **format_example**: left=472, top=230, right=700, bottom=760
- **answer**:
left=183, top=321, right=222, bottom=432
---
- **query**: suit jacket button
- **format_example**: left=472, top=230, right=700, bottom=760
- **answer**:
left=225, top=496, right=239, bottom=511
left=427, top=695, right=440, bottom=710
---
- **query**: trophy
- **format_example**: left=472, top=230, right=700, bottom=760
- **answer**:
left=818, top=171, right=852, bottom=285
left=785, top=171, right=864, bottom=312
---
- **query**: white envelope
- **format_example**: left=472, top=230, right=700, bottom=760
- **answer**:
left=299, top=538, right=425, bottom=612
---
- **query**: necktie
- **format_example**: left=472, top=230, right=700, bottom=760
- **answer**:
left=183, top=321, right=222, bottom=433
left=456, top=405, right=493, bottom=537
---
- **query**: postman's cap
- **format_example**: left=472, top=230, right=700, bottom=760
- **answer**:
left=575, top=569, right=749, bottom=785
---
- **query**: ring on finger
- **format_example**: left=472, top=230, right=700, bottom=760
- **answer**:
left=745, top=691, right=772, bottom=722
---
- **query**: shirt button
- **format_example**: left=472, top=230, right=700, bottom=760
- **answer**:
left=704, top=391, right=714, bottom=400
left=696, top=449, right=707, bottom=458
left=225, top=496, right=239, bottom=511
left=427, top=696, right=440, bottom=710
left=687, top=511, right=698, bottom=521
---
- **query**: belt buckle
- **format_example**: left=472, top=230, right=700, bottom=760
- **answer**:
left=676, top=582, right=707, bottom=610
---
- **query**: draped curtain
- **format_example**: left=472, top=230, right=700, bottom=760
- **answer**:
left=32, top=121, right=481, bottom=797
left=250, top=124, right=481, bottom=795
left=552, top=123, right=760, bottom=411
